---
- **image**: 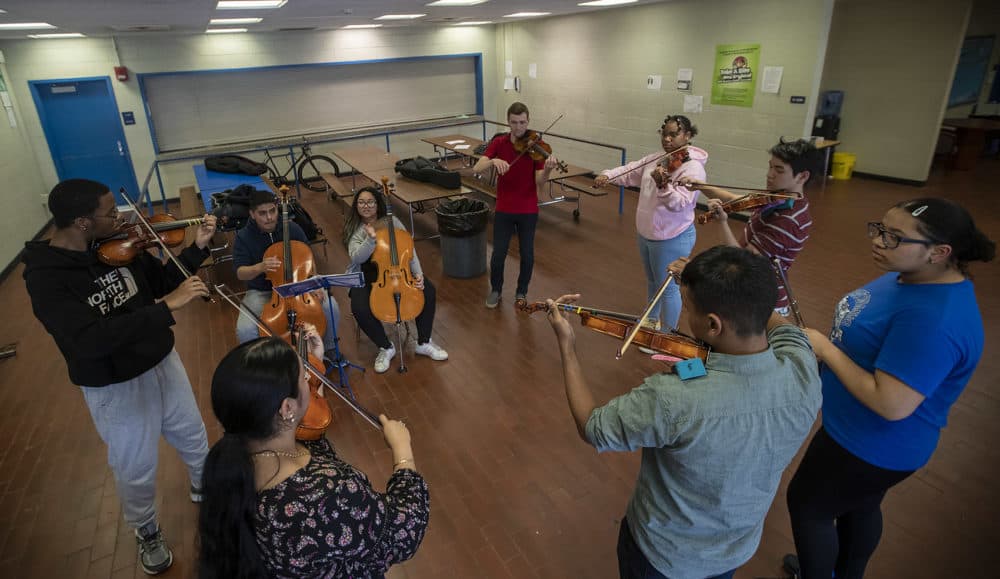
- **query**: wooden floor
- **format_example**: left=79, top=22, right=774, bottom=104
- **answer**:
left=1, top=159, right=998, bottom=578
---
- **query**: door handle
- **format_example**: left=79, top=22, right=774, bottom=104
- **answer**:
left=117, top=140, right=125, bottom=156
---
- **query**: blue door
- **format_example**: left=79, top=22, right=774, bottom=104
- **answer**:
left=30, top=77, right=139, bottom=205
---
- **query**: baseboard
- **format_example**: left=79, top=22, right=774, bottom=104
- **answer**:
left=850, top=171, right=926, bottom=187
left=1, top=217, right=54, bottom=284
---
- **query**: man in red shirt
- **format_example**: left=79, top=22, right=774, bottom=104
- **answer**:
left=474, top=102, right=560, bottom=308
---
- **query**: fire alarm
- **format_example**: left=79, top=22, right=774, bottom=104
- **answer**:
left=114, top=66, right=129, bottom=82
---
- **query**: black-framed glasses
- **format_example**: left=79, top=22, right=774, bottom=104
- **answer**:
left=867, top=222, right=936, bottom=249
left=357, top=199, right=377, bottom=207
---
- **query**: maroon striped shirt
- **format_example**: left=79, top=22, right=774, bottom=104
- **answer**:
left=741, top=198, right=812, bottom=308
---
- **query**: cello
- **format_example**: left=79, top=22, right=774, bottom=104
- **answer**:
left=259, top=186, right=327, bottom=342
left=369, top=177, right=424, bottom=372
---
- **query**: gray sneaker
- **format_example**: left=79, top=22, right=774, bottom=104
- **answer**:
left=485, top=290, right=501, bottom=309
left=136, top=525, right=173, bottom=575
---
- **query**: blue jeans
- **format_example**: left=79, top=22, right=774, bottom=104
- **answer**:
left=617, top=518, right=735, bottom=579
left=490, top=211, right=539, bottom=295
left=636, top=223, right=696, bottom=330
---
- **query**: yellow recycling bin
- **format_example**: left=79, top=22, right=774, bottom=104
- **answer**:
left=831, top=152, right=856, bottom=180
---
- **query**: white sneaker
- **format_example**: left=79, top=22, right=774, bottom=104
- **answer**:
left=374, top=346, right=396, bottom=374
left=415, top=340, right=449, bottom=361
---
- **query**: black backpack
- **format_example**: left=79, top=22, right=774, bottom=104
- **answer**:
left=210, top=184, right=255, bottom=231
left=285, top=197, right=323, bottom=241
left=205, top=155, right=268, bottom=176
left=394, top=156, right=461, bottom=189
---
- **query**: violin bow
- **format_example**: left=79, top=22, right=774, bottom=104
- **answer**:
left=594, top=145, right=692, bottom=188
left=617, top=272, right=675, bottom=359
left=670, top=180, right=801, bottom=198
left=771, top=258, right=805, bottom=328
left=118, top=187, right=215, bottom=303
left=214, top=284, right=383, bottom=431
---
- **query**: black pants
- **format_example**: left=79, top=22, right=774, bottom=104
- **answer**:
left=617, top=518, right=735, bottom=579
left=787, top=427, right=914, bottom=579
left=490, top=211, right=538, bottom=295
left=349, top=279, right=436, bottom=350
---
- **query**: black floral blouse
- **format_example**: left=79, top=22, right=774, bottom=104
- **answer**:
left=254, top=438, right=430, bottom=578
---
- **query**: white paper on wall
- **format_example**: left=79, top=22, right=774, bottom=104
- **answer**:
left=505, top=60, right=513, bottom=76
left=528, top=63, right=537, bottom=79
left=683, top=95, right=703, bottom=114
left=762, top=66, right=783, bottom=94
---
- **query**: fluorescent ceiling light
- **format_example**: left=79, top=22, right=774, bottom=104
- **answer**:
left=28, top=33, right=86, bottom=38
left=343, top=24, right=383, bottom=29
left=374, top=14, right=426, bottom=20
left=426, top=1, right=489, bottom=6
left=579, top=0, right=637, bottom=6
left=503, top=12, right=551, bottom=18
left=206, top=28, right=248, bottom=34
left=216, top=1, right=287, bottom=9
left=454, top=21, right=493, bottom=26
left=209, top=18, right=262, bottom=24
left=0, top=22, right=56, bottom=30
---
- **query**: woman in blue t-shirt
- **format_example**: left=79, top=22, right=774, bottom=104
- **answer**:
left=784, top=197, right=995, bottom=579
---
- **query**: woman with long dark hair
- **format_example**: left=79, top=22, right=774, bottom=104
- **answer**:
left=784, top=197, right=995, bottom=578
left=343, top=186, right=448, bottom=373
left=198, top=329, right=429, bottom=578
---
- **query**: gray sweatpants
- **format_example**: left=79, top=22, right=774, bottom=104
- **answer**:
left=80, top=349, right=208, bottom=531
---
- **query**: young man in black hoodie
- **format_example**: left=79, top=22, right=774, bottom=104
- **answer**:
left=23, top=179, right=216, bottom=575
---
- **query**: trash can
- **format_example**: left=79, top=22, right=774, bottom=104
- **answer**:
left=436, top=199, right=489, bottom=278
left=831, top=152, right=856, bottom=180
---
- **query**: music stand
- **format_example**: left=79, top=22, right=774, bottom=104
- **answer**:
left=273, top=272, right=366, bottom=396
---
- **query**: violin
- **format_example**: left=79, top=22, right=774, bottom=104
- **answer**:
left=512, top=130, right=569, bottom=173
left=96, top=214, right=216, bottom=266
left=696, top=191, right=800, bottom=225
left=518, top=301, right=711, bottom=363
left=651, top=149, right=691, bottom=188
left=369, top=177, right=424, bottom=372
left=260, top=187, right=327, bottom=342
left=292, top=324, right=333, bottom=441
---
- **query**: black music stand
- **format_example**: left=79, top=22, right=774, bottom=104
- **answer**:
left=274, top=272, right=366, bottom=397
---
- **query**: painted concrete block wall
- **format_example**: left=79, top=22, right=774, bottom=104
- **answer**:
left=820, top=0, right=973, bottom=182
left=492, top=0, right=833, bottom=188
left=0, top=59, right=51, bottom=270
left=0, top=25, right=498, bottom=254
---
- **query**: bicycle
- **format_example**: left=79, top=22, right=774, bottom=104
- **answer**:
left=262, top=138, right=341, bottom=194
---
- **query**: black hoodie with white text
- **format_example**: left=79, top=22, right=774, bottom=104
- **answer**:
left=22, top=240, right=209, bottom=387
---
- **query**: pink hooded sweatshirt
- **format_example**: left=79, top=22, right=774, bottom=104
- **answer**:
left=601, top=146, right=708, bottom=240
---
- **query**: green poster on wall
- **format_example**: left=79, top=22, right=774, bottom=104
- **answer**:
left=711, top=44, right=760, bottom=107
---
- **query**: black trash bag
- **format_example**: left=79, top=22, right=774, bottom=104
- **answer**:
left=435, top=199, right=489, bottom=238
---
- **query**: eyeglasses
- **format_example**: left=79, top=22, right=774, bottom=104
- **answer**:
left=867, top=222, right=936, bottom=249
left=357, top=200, right=377, bottom=207
left=658, top=128, right=684, bottom=139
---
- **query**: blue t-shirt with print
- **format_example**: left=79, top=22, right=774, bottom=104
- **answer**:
left=822, top=272, right=984, bottom=471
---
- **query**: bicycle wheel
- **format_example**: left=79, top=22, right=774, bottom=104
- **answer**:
left=297, top=155, right=340, bottom=193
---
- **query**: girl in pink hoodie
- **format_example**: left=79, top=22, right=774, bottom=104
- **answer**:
left=595, top=115, right=708, bottom=331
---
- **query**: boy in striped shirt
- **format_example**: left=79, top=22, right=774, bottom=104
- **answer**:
left=685, top=139, right=818, bottom=315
